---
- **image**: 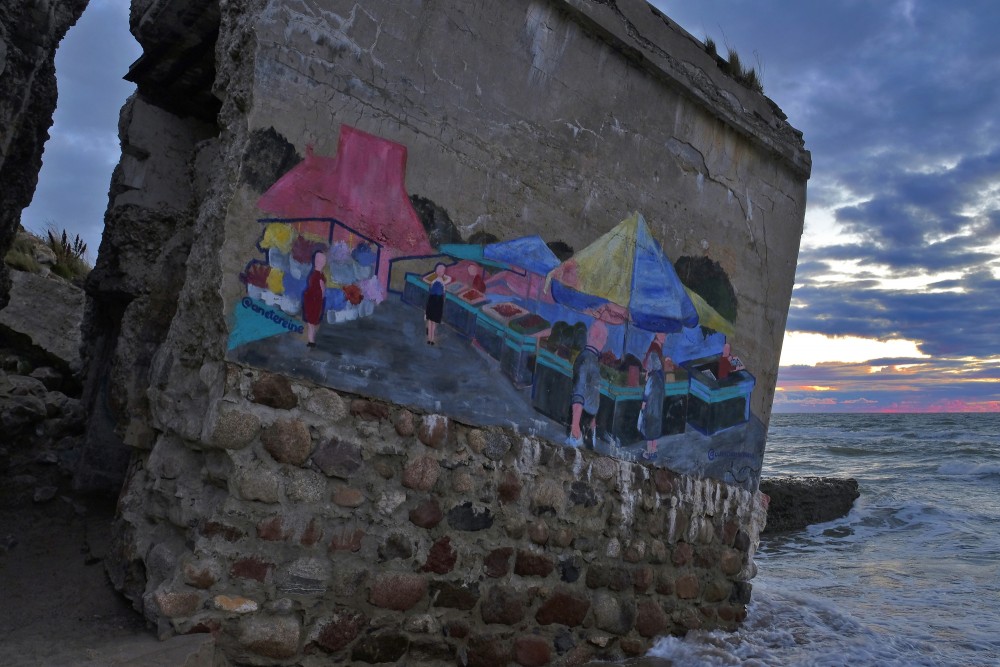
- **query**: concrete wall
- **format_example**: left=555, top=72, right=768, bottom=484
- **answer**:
left=87, top=0, right=807, bottom=662
left=99, top=0, right=812, bottom=463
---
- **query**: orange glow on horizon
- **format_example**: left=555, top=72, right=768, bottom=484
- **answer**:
left=779, top=384, right=838, bottom=392
left=877, top=400, right=1000, bottom=413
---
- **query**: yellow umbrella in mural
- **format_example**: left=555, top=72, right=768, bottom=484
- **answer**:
left=545, top=212, right=700, bottom=332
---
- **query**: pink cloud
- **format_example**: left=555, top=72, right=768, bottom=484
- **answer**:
left=878, top=399, right=1000, bottom=413
left=774, top=360, right=999, bottom=413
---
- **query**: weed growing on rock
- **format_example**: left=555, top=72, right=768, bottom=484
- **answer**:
left=703, top=35, right=765, bottom=94
left=2, top=226, right=91, bottom=281
left=45, top=228, right=90, bottom=280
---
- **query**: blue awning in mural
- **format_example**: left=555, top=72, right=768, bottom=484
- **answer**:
left=438, top=243, right=512, bottom=270
left=440, top=235, right=560, bottom=276
left=484, top=235, right=560, bottom=276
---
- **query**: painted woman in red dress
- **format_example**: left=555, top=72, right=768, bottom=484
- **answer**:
left=303, top=251, right=326, bottom=347
left=717, top=342, right=745, bottom=380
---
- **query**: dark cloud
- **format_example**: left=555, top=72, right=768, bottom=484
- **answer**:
left=790, top=260, right=836, bottom=283
left=788, top=270, right=1000, bottom=358
left=19, top=0, right=138, bottom=259
left=831, top=149, right=1000, bottom=263
left=797, top=239, right=995, bottom=275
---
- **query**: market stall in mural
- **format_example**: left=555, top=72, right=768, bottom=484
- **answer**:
left=227, top=124, right=764, bottom=490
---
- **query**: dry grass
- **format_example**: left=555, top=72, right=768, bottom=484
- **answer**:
left=3, top=227, right=91, bottom=281
left=44, top=228, right=90, bottom=280
left=703, top=35, right=765, bottom=94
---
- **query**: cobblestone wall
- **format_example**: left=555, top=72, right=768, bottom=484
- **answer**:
left=110, top=364, right=766, bottom=665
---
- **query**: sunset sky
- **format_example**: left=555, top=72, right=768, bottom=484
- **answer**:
left=660, top=1, right=1000, bottom=413
left=20, top=0, right=1000, bottom=413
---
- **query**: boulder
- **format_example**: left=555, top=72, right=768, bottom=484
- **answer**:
left=759, top=477, right=860, bottom=534
left=0, top=270, right=85, bottom=374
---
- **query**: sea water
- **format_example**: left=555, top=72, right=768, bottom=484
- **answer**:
left=645, top=413, right=1000, bottom=667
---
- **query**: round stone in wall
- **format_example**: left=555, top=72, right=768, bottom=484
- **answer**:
left=262, top=418, right=313, bottom=465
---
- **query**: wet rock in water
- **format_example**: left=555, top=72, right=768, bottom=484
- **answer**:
left=759, top=476, right=860, bottom=534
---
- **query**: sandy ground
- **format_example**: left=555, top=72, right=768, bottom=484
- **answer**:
left=0, top=491, right=155, bottom=666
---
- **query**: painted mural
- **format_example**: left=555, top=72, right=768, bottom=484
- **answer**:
left=227, top=124, right=765, bottom=490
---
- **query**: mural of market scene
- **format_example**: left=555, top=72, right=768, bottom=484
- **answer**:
left=227, top=124, right=766, bottom=490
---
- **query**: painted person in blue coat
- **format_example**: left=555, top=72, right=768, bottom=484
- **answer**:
left=639, top=332, right=667, bottom=460
left=567, top=320, right=608, bottom=448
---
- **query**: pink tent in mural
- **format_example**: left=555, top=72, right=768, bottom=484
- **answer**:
left=256, top=124, right=434, bottom=289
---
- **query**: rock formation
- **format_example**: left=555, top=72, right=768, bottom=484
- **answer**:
left=0, top=0, right=90, bottom=309
left=0, top=269, right=86, bottom=376
left=0, top=246, right=88, bottom=506
left=0, top=359, right=88, bottom=508
left=759, top=477, right=861, bottom=534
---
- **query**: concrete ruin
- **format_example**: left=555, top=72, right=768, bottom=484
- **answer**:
left=8, top=0, right=810, bottom=664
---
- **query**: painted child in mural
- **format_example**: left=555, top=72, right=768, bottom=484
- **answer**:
left=717, top=342, right=745, bottom=380
left=302, top=250, right=326, bottom=347
left=663, top=355, right=678, bottom=379
left=425, top=262, right=452, bottom=345
left=567, top=320, right=608, bottom=448
left=468, top=263, right=487, bottom=294
left=639, top=332, right=667, bottom=460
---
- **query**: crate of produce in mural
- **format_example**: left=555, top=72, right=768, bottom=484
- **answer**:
left=227, top=124, right=763, bottom=490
